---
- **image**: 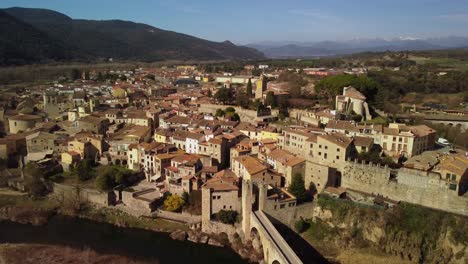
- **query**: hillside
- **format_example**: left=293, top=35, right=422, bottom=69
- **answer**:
left=0, top=10, right=75, bottom=65
left=0, top=7, right=264, bottom=65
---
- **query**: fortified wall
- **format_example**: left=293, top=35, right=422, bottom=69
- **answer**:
left=341, top=160, right=468, bottom=216
left=51, top=183, right=114, bottom=206
left=198, top=103, right=278, bottom=121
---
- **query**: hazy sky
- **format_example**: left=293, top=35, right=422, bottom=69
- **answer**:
left=1, top=0, right=468, bottom=44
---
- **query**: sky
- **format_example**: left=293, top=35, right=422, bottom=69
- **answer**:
left=1, top=0, right=468, bottom=44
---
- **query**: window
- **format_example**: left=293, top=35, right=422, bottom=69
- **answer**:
left=336, top=156, right=339, bottom=160
left=324, top=153, right=327, bottom=159
left=337, top=148, right=340, bottom=152
left=280, top=204, right=285, bottom=209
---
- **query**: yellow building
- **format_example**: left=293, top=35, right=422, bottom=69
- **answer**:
left=154, top=128, right=172, bottom=143
left=255, top=75, right=267, bottom=99
left=260, top=126, right=280, bottom=141
left=61, top=151, right=81, bottom=166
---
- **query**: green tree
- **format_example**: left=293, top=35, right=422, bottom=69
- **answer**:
left=235, top=90, right=250, bottom=108
left=289, top=173, right=307, bottom=203
left=214, top=87, right=232, bottom=104
left=215, top=109, right=225, bottom=117
left=164, top=194, right=185, bottom=212
left=95, top=165, right=136, bottom=191
left=265, top=91, right=277, bottom=108
left=216, top=210, right=238, bottom=224
left=246, top=78, right=253, bottom=96
left=71, top=159, right=95, bottom=181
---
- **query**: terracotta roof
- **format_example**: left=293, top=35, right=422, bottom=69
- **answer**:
left=8, top=114, right=42, bottom=121
left=353, top=136, right=374, bottom=147
left=319, top=133, right=353, bottom=148
left=268, top=149, right=305, bottom=167
left=343, top=86, right=366, bottom=100
left=234, top=156, right=267, bottom=175
left=202, top=169, right=238, bottom=191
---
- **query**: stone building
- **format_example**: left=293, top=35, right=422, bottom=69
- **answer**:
left=335, top=86, right=371, bottom=121
left=201, top=169, right=240, bottom=221
left=8, top=114, right=43, bottom=134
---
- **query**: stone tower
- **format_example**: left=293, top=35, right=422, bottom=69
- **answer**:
left=242, top=179, right=253, bottom=239
left=255, top=75, right=267, bottom=99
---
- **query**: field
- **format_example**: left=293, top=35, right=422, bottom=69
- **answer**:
left=408, top=55, right=468, bottom=71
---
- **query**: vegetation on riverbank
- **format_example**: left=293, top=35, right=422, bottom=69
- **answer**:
left=300, top=195, right=467, bottom=263
left=0, top=191, right=186, bottom=232
left=0, top=243, right=151, bottom=264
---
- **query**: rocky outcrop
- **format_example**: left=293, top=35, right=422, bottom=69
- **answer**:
left=169, top=230, right=187, bottom=241
left=311, top=203, right=467, bottom=264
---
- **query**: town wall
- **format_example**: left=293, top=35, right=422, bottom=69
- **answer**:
left=264, top=202, right=315, bottom=227
left=51, top=183, right=113, bottom=206
left=341, top=161, right=468, bottom=216
left=198, top=103, right=278, bottom=122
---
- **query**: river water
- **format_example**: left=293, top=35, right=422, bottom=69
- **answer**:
left=0, top=215, right=248, bottom=264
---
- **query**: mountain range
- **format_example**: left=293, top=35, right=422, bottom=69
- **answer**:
left=0, top=7, right=264, bottom=65
left=247, top=37, right=468, bottom=58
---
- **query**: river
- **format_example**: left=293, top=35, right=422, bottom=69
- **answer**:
left=0, top=215, right=248, bottom=264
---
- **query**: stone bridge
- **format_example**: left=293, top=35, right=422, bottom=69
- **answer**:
left=396, top=114, right=468, bottom=130
left=242, top=180, right=303, bottom=264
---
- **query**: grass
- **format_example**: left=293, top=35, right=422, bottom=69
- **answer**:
left=78, top=205, right=188, bottom=232
left=409, top=55, right=468, bottom=71
left=360, top=116, right=388, bottom=125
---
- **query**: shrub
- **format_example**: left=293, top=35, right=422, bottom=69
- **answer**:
left=294, top=218, right=310, bottom=233
left=164, top=194, right=185, bottom=212
left=216, top=210, right=238, bottom=224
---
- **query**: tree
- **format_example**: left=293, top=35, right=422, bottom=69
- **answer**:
left=216, top=210, right=238, bottom=224
left=289, top=173, right=307, bottom=203
left=24, top=163, right=47, bottom=197
left=214, top=87, right=232, bottom=104
left=71, top=69, right=81, bottom=80
left=265, top=91, right=277, bottom=108
left=235, top=90, right=250, bottom=108
left=278, top=105, right=289, bottom=120
left=215, top=109, right=225, bottom=117
left=95, top=165, right=136, bottom=191
left=164, top=194, right=185, bottom=212
left=71, top=159, right=95, bottom=181
left=246, top=78, right=253, bottom=96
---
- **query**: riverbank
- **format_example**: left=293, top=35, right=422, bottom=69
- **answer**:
left=0, top=191, right=186, bottom=232
left=0, top=243, right=152, bottom=264
left=0, top=191, right=252, bottom=263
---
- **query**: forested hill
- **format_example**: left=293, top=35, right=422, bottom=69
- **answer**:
left=0, top=7, right=264, bottom=65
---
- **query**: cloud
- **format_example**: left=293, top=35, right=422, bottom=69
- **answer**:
left=287, top=9, right=340, bottom=22
left=437, top=13, right=468, bottom=22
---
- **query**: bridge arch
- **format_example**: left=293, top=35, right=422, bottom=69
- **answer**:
left=272, top=260, right=280, bottom=264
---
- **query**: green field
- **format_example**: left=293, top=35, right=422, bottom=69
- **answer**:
left=409, top=55, right=468, bottom=71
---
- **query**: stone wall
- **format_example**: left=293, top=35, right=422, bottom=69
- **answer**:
left=264, top=202, right=315, bottom=227
left=154, top=209, right=201, bottom=224
left=341, top=161, right=468, bottom=216
left=198, top=103, right=278, bottom=122
left=201, top=220, right=239, bottom=236
left=51, top=183, right=113, bottom=206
